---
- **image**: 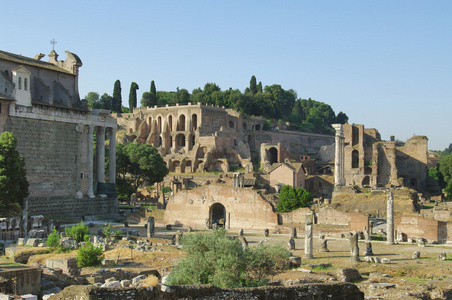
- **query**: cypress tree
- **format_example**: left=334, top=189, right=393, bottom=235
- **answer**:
left=128, top=82, right=139, bottom=111
left=250, top=75, right=257, bottom=95
left=112, top=80, right=122, bottom=113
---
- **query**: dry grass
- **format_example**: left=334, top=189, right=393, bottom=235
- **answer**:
left=331, top=189, right=418, bottom=216
left=145, top=209, right=165, bottom=221
left=141, top=275, right=159, bottom=287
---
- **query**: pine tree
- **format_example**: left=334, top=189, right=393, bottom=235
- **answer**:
left=128, top=82, right=139, bottom=111
left=257, top=81, right=263, bottom=93
left=0, top=132, right=29, bottom=216
left=112, top=80, right=122, bottom=113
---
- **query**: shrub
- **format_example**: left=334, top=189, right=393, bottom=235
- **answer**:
left=47, top=228, right=61, bottom=250
left=167, top=229, right=290, bottom=288
left=76, top=241, right=104, bottom=267
left=65, top=221, right=90, bottom=243
left=277, top=185, right=313, bottom=212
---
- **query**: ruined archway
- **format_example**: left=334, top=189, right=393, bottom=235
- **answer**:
left=178, top=114, right=186, bottom=131
left=176, top=134, right=185, bottom=149
left=210, top=203, right=226, bottom=228
left=170, top=160, right=180, bottom=172
left=269, top=147, right=278, bottom=165
left=362, top=176, right=370, bottom=187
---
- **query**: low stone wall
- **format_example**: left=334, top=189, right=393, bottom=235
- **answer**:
left=27, top=195, right=118, bottom=218
left=395, top=215, right=449, bottom=243
left=279, top=207, right=311, bottom=225
left=0, top=267, right=41, bottom=295
left=49, top=282, right=364, bottom=300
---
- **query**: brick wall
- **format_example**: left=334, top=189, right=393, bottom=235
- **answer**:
left=395, top=215, right=446, bottom=242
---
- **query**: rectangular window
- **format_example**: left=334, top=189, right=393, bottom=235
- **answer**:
left=18, top=77, right=22, bottom=89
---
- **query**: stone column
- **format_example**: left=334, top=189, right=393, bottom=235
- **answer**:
left=147, top=217, right=155, bottom=238
left=108, top=127, right=116, bottom=184
left=332, top=124, right=345, bottom=188
left=304, top=213, right=314, bottom=259
left=349, top=232, right=360, bottom=262
left=87, top=125, right=95, bottom=198
left=96, top=126, right=106, bottom=183
left=386, top=190, right=395, bottom=245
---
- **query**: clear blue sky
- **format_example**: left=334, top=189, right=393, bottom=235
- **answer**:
left=2, top=1, right=451, bottom=150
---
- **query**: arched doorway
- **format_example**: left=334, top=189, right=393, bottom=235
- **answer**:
left=210, top=203, right=226, bottom=228
left=269, top=147, right=278, bottom=165
left=362, top=176, right=370, bottom=187
left=352, top=150, right=359, bottom=168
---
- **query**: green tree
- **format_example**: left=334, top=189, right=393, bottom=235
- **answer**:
left=112, top=80, right=122, bottom=113
left=173, top=88, right=190, bottom=104
left=277, top=185, right=313, bottom=213
left=434, top=153, right=452, bottom=199
left=257, top=81, right=263, bottom=93
left=249, top=75, right=257, bottom=95
left=150, top=80, right=156, bottom=98
left=115, top=143, right=168, bottom=197
left=128, top=82, right=139, bottom=111
left=76, top=241, right=104, bottom=267
left=167, top=229, right=289, bottom=288
left=0, top=132, right=29, bottom=216
left=336, top=111, right=349, bottom=124
left=85, top=92, right=100, bottom=109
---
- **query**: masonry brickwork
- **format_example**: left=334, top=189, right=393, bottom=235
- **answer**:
left=0, top=50, right=118, bottom=217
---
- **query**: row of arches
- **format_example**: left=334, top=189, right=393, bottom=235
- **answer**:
left=147, top=113, right=198, bottom=133
left=168, top=159, right=228, bottom=173
left=228, top=120, right=262, bottom=131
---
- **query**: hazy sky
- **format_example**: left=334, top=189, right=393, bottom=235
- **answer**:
left=2, top=1, right=451, bottom=150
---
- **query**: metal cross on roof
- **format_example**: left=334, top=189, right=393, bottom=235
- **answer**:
left=50, top=38, right=57, bottom=50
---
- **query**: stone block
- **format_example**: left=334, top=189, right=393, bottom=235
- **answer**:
left=101, top=281, right=121, bottom=289
left=132, top=275, right=146, bottom=286
left=26, top=238, right=40, bottom=247
left=120, top=279, right=131, bottom=287
left=336, top=268, right=362, bottom=282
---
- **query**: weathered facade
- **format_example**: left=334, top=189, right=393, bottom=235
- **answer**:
left=342, top=124, right=429, bottom=192
left=115, top=105, right=335, bottom=175
left=0, top=50, right=118, bottom=217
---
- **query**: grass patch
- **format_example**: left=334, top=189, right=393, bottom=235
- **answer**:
left=370, top=235, right=386, bottom=241
left=403, top=277, right=429, bottom=283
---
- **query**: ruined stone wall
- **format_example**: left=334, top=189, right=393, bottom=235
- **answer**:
left=26, top=195, right=118, bottom=218
left=4, top=116, right=79, bottom=197
left=49, top=282, right=364, bottom=300
left=317, top=207, right=351, bottom=226
left=164, top=185, right=278, bottom=230
left=395, top=215, right=446, bottom=242
left=279, top=207, right=312, bottom=225
left=396, top=136, right=428, bottom=192
left=0, top=267, right=41, bottom=295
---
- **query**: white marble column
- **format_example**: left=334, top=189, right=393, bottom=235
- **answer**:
left=332, top=124, right=345, bottom=188
left=87, top=125, right=95, bottom=198
left=108, top=126, right=116, bottom=184
left=96, top=126, right=106, bottom=183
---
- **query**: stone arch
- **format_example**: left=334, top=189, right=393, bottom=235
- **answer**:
left=168, top=115, right=173, bottom=132
left=352, top=150, right=359, bottom=168
left=185, top=160, right=192, bottom=173
left=364, top=167, right=372, bottom=175
left=210, top=202, right=226, bottom=228
left=178, top=114, right=186, bottom=131
left=269, top=147, right=278, bottom=165
left=229, top=121, right=234, bottom=128
left=158, top=116, right=162, bottom=133
left=192, top=114, right=198, bottom=130
left=213, top=160, right=226, bottom=172
left=194, top=159, right=203, bottom=172
left=170, top=160, right=180, bottom=172
left=243, top=122, right=247, bottom=130
left=255, top=124, right=261, bottom=131
left=197, top=147, right=208, bottom=158
left=156, top=136, right=162, bottom=147
left=362, top=176, right=370, bottom=187
left=176, top=134, right=185, bottom=149
left=148, top=116, right=152, bottom=127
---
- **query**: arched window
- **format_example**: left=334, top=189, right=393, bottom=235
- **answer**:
left=168, top=115, right=173, bottom=131
left=18, top=77, right=22, bottom=89
left=24, top=78, right=28, bottom=91
left=192, top=114, right=198, bottom=130
left=269, top=147, right=278, bottom=165
left=178, top=114, right=186, bottom=131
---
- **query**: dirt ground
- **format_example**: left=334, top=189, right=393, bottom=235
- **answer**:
left=4, top=223, right=452, bottom=299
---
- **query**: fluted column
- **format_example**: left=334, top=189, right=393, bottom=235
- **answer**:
left=96, top=126, right=106, bottom=183
left=87, top=125, right=95, bottom=198
left=108, top=127, right=116, bottom=183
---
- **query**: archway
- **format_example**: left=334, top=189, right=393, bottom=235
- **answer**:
left=178, top=114, right=186, bottom=131
left=168, top=115, right=173, bottom=131
left=192, top=114, right=198, bottom=130
left=364, top=167, right=372, bottom=175
left=229, top=121, right=234, bottom=128
left=176, top=134, right=186, bottom=149
left=269, top=147, right=278, bottom=165
left=210, top=203, right=226, bottom=228
left=362, top=176, right=370, bottom=187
